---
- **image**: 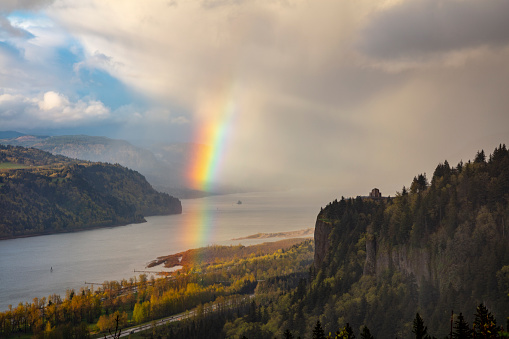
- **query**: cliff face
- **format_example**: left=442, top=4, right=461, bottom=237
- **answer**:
left=313, top=219, right=331, bottom=271
left=372, top=241, right=432, bottom=285
left=308, top=145, right=509, bottom=337
left=314, top=215, right=432, bottom=285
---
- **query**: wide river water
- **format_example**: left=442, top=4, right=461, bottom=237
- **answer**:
left=0, top=189, right=334, bottom=310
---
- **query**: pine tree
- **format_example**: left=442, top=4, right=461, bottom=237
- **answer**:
left=313, top=320, right=326, bottom=339
left=473, top=304, right=498, bottom=338
left=452, top=313, right=471, bottom=339
left=360, top=326, right=374, bottom=339
left=344, top=323, right=355, bottom=339
left=283, top=328, right=294, bottom=339
left=412, top=313, right=428, bottom=339
left=474, top=150, right=486, bottom=164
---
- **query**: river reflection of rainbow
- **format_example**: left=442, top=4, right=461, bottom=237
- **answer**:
left=184, top=86, right=237, bottom=252
left=180, top=199, right=216, bottom=267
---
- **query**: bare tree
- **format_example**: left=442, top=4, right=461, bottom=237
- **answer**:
left=105, top=315, right=122, bottom=339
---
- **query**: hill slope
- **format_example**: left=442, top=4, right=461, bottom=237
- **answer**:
left=211, top=144, right=509, bottom=338
left=0, top=144, right=181, bottom=239
left=309, top=144, right=509, bottom=337
left=0, top=133, right=203, bottom=198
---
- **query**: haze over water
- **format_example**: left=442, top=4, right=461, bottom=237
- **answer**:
left=0, top=189, right=330, bottom=311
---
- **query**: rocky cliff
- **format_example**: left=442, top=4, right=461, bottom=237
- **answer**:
left=314, top=216, right=432, bottom=283
left=308, top=145, right=509, bottom=337
left=313, top=218, right=331, bottom=271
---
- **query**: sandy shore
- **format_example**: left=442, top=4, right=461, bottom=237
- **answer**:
left=231, top=228, right=314, bottom=240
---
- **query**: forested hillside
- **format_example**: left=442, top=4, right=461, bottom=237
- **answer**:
left=0, top=144, right=181, bottom=239
left=197, top=144, right=509, bottom=338
left=0, top=132, right=211, bottom=198
left=304, top=144, right=509, bottom=337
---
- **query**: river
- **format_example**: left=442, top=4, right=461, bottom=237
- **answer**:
left=0, top=189, right=333, bottom=310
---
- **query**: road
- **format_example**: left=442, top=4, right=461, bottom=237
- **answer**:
left=103, top=311, right=191, bottom=338
left=102, top=294, right=255, bottom=338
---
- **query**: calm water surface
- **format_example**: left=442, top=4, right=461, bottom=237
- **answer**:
left=0, top=189, right=332, bottom=310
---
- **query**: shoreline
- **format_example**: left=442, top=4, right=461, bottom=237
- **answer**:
left=231, top=227, right=314, bottom=240
left=1, top=190, right=320, bottom=310
left=147, top=237, right=313, bottom=271
left=1, top=237, right=314, bottom=311
left=0, top=210, right=182, bottom=241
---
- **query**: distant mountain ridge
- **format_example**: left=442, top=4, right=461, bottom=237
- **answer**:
left=0, top=144, right=182, bottom=239
left=0, top=131, right=28, bottom=139
left=0, top=132, right=211, bottom=198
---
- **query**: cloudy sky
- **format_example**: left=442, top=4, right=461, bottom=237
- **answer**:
left=1, top=0, right=508, bottom=196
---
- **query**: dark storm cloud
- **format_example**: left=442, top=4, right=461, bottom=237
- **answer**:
left=358, top=0, right=509, bottom=60
left=0, top=0, right=54, bottom=12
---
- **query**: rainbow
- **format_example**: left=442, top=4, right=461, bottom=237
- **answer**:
left=187, top=88, right=237, bottom=192
left=183, top=85, right=238, bottom=250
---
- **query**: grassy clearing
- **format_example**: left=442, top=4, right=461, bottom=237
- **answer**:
left=0, top=162, right=28, bottom=170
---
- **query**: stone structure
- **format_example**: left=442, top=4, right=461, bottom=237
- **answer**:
left=369, top=188, right=382, bottom=198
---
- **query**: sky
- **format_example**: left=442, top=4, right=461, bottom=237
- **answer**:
left=1, top=0, right=509, bottom=196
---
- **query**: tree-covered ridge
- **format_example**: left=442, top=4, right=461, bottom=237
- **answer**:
left=0, top=144, right=181, bottom=239
left=308, top=144, right=509, bottom=337
left=0, top=144, right=74, bottom=167
left=201, top=145, right=509, bottom=338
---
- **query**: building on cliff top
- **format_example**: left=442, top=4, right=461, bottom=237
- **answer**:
left=369, top=188, right=382, bottom=198
left=357, top=188, right=388, bottom=200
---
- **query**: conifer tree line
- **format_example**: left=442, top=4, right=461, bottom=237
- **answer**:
left=297, top=144, right=509, bottom=338
left=142, top=301, right=507, bottom=338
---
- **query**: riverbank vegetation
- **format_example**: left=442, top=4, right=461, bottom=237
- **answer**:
left=148, top=238, right=310, bottom=269
left=0, top=239, right=313, bottom=338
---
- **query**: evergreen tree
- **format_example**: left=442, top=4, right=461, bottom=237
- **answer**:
left=411, top=173, right=428, bottom=193
left=452, top=313, right=470, bottom=339
left=360, top=326, right=374, bottom=339
left=473, top=304, right=498, bottom=338
left=344, top=323, right=355, bottom=339
left=313, top=320, right=326, bottom=339
left=327, top=324, right=356, bottom=339
left=474, top=150, right=486, bottom=164
left=283, top=328, right=294, bottom=339
left=412, top=313, right=428, bottom=339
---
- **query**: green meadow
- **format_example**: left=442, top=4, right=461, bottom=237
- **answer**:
left=0, top=162, right=28, bottom=170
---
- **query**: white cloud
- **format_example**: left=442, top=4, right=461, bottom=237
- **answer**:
left=38, top=90, right=66, bottom=110
left=0, top=91, right=110, bottom=128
